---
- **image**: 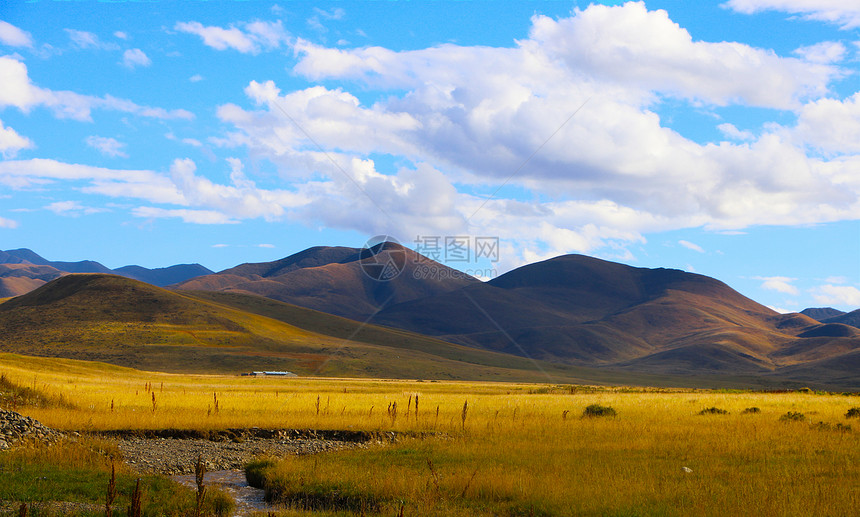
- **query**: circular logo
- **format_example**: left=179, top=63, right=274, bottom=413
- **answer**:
left=359, top=235, right=407, bottom=281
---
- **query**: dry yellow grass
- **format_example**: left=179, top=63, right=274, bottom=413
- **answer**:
left=1, top=353, right=858, bottom=516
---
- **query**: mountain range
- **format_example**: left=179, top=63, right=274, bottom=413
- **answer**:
left=1, top=245, right=858, bottom=389
left=0, top=248, right=212, bottom=297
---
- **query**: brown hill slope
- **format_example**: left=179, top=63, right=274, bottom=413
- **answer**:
left=175, top=243, right=479, bottom=320
left=369, top=255, right=859, bottom=385
left=0, top=264, right=65, bottom=297
left=0, top=273, right=599, bottom=382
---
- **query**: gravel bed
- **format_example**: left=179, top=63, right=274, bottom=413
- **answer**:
left=116, top=435, right=369, bottom=475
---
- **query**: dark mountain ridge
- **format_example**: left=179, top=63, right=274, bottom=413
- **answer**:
left=0, top=248, right=213, bottom=295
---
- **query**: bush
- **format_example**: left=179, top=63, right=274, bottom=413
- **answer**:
left=697, top=407, right=728, bottom=415
left=741, top=407, right=761, bottom=414
left=845, top=407, right=860, bottom=419
left=779, top=411, right=805, bottom=422
left=583, top=404, right=616, bottom=417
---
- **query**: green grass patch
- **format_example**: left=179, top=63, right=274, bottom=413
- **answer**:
left=0, top=439, right=229, bottom=516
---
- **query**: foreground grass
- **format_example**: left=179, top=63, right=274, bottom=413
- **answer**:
left=0, top=438, right=231, bottom=516
left=0, top=353, right=857, bottom=516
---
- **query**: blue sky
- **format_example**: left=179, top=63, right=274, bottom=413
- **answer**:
left=1, top=0, right=859, bottom=313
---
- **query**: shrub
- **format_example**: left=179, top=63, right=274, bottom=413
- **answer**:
left=583, top=404, right=616, bottom=417
left=697, top=407, right=728, bottom=415
left=845, top=407, right=860, bottom=419
left=779, top=411, right=805, bottom=422
left=741, top=407, right=761, bottom=414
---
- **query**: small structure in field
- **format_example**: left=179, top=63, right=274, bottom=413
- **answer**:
left=240, top=371, right=297, bottom=377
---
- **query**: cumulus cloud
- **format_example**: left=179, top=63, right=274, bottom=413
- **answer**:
left=794, top=92, right=860, bottom=154
left=0, top=119, right=33, bottom=158
left=0, top=216, right=19, bottom=229
left=174, top=20, right=288, bottom=54
left=121, top=48, right=151, bottom=69
left=755, top=276, right=800, bottom=295
left=724, top=0, right=860, bottom=30
left=0, top=56, right=192, bottom=121
left=526, top=1, right=838, bottom=109
left=86, top=136, right=128, bottom=158
left=187, top=2, right=860, bottom=266
left=0, top=21, right=33, bottom=47
left=811, top=284, right=860, bottom=306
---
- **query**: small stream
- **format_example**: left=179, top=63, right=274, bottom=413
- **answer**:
left=171, top=470, right=269, bottom=516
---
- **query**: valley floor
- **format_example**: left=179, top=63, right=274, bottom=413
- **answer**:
left=0, top=353, right=857, bottom=516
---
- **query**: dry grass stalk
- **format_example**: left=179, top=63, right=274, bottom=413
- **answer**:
left=128, top=478, right=142, bottom=517
left=194, top=455, right=207, bottom=517
left=105, top=460, right=116, bottom=517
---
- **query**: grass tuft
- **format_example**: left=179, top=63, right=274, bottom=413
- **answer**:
left=698, top=407, right=729, bottom=415
left=779, top=411, right=806, bottom=422
left=582, top=404, right=616, bottom=417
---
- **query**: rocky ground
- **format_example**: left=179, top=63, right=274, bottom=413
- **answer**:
left=115, top=434, right=370, bottom=475
left=0, top=408, right=65, bottom=450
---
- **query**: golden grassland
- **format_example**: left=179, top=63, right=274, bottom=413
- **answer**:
left=0, top=352, right=858, bottom=516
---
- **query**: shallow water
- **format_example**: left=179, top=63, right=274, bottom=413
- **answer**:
left=171, top=469, right=268, bottom=516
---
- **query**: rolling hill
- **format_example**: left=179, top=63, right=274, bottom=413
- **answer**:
left=363, top=254, right=860, bottom=386
left=174, top=243, right=478, bottom=320
left=0, top=273, right=608, bottom=383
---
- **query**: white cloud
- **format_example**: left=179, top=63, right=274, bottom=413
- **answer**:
left=767, top=305, right=794, bottom=314
left=189, top=74, right=204, bottom=82
left=824, top=276, right=847, bottom=284
left=755, top=276, right=800, bottom=295
left=526, top=1, right=838, bottom=109
left=121, top=48, right=151, bottom=69
left=257, top=243, right=275, bottom=248
left=679, top=240, right=705, bottom=253
left=724, top=0, right=860, bottom=30
left=85, top=136, right=128, bottom=158
left=174, top=20, right=288, bottom=54
left=192, top=2, right=860, bottom=265
left=793, top=41, right=846, bottom=64
left=133, top=207, right=238, bottom=224
left=114, top=31, right=128, bottom=40
left=811, top=284, right=860, bottom=306
left=795, top=92, right=860, bottom=154
left=212, top=243, right=229, bottom=248
left=308, top=7, right=345, bottom=31
left=226, top=5, right=860, bottom=239
left=314, top=7, right=345, bottom=20
left=718, top=123, right=755, bottom=141
left=0, top=21, right=33, bottom=47
left=0, top=119, right=33, bottom=158
left=0, top=56, right=192, bottom=121
left=44, top=200, right=106, bottom=216
left=0, top=216, right=19, bottom=229
left=65, top=29, right=119, bottom=50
